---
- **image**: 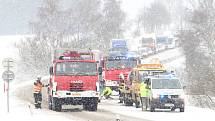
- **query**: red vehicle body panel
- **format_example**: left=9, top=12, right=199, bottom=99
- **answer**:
left=104, top=68, right=131, bottom=82
left=54, top=75, right=97, bottom=91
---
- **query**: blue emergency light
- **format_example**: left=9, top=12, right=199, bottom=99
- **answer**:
left=160, top=95, right=165, bottom=99
left=112, top=39, right=127, bottom=48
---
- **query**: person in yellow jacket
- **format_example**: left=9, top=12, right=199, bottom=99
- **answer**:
left=102, top=86, right=112, bottom=99
left=140, top=79, right=150, bottom=111
left=33, top=76, right=44, bottom=109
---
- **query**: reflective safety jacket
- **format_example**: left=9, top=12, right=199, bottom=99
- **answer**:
left=102, top=87, right=112, bottom=96
left=33, top=82, right=43, bottom=93
left=140, top=82, right=150, bottom=97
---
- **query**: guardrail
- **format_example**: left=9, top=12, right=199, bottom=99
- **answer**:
left=187, top=95, right=215, bottom=109
left=206, top=95, right=215, bottom=109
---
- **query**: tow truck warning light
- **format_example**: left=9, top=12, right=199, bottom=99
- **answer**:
left=137, top=64, right=164, bottom=69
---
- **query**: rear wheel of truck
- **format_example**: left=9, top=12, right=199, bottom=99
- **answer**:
left=52, top=97, right=62, bottom=112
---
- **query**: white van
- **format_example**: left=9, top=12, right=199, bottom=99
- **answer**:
left=147, top=76, right=185, bottom=112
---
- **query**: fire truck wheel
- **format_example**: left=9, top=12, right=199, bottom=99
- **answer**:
left=52, top=98, right=62, bottom=112
left=83, top=103, right=89, bottom=110
left=88, top=102, right=98, bottom=111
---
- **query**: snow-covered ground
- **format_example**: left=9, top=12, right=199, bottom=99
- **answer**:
left=0, top=96, right=83, bottom=121
left=0, top=35, right=215, bottom=121
left=0, top=36, right=83, bottom=121
left=100, top=99, right=215, bottom=121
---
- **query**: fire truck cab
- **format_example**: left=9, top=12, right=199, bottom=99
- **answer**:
left=48, top=49, right=101, bottom=111
left=101, top=51, right=139, bottom=93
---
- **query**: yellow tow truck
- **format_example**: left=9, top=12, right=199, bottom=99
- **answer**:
left=122, top=61, right=166, bottom=108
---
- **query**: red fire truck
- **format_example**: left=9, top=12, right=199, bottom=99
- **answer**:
left=101, top=51, right=139, bottom=92
left=48, top=49, right=101, bottom=111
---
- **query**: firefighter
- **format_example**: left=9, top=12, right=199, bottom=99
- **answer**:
left=33, top=76, right=44, bottom=109
left=140, top=79, right=150, bottom=111
left=102, top=86, right=112, bottom=99
left=118, top=73, right=125, bottom=103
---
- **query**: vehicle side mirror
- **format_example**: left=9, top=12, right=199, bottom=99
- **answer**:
left=49, top=66, right=53, bottom=75
left=98, top=66, right=103, bottom=75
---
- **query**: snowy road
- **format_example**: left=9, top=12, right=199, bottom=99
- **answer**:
left=100, top=99, right=215, bottom=121
left=0, top=36, right=215, bottom=121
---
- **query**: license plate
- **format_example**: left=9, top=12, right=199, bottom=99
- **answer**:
left=164, top=103, right=174, bottom=107
left=106, top=81, right=118, bottom=86
left=72, top=93, right=81, bottom=96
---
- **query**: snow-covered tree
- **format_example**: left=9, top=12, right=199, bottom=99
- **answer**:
left=66, top=0, right=103, bottom=50
left=100, top=0, right=126, bottom=51
left=17, top=0, right=127, bottom=76
left=17, top=0, right=68, bottom=76
left=179, top=0, right=215, bottom=94
left=137, top=1, right=171, bottom=33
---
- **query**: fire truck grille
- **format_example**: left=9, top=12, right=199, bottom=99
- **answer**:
left=70, top=83, right=83, bottom=91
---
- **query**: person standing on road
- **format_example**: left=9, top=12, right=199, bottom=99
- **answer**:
left=33, top=76, right=44, bottom=109
left=140, top=79, right=150, bottom=111
left=118, top=73, right=125, bottom=103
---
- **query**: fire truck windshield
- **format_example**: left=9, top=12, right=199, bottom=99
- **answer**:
left=106, top=59, right=137, bottom=70
left=56, top=62, right=97, bottom=76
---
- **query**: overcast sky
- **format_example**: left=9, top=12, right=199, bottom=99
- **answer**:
left=0, top=0, right=153, bottom=35
left=122, top=0, right=153, bottom=19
